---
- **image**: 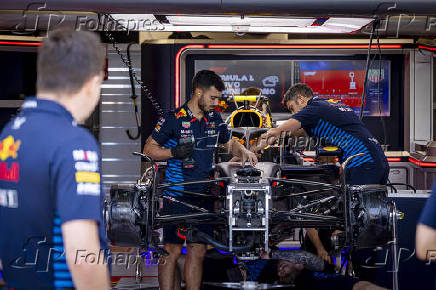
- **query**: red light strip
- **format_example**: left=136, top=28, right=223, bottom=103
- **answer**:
left=409, top=157, right=436, bottom=168
left=207, top=44, right=402, bottom=49
left=418, top=45, right=436, bottom=52
left=303, top=157, right=315, bottom=162
left=0, top=41, right=42, bottom=46
left=387, top=157, right=402, bottom=162
left=175, top=44, right=205, bottom=108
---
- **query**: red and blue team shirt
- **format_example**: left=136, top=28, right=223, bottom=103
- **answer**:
left=0, top=97, right=108, bottom=289
left=291, top=97, right=388, bottom=168
left=151, top=103, right=231, bottom=196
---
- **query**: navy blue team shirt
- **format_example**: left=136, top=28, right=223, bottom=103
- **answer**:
left=0, top=97, right=108, bottom=289
left=291, top=97, right=387, bottom=168
left=419, top=182, right=436, bottom=229
left=152, top=103, right=231, bottom=196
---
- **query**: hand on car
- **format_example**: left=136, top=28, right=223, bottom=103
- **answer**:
left=241, top=149, right=258, bottom=167
left=255, top=130, right=278, bottom=153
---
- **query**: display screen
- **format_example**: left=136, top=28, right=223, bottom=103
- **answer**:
left=194, top=59, right=390, bottom=116
left=195, top=60, right=292, bottom=113
left=295, top=60, right=390, bottom=116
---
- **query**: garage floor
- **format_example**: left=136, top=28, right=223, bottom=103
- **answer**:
left=113, top=277, right=159, bottom=290
left=111, top=248, right=159, bottom=289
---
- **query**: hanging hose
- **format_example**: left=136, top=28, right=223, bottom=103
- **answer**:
left=359, top=19, right=379, bottom=120
left=100, top=13, right=164, bottom=119
left=125, top=42, right=141, bottom=140
left=376, top=32, right=388, bottom=148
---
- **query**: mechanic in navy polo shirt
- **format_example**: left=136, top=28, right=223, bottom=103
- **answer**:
left=258, top=83, right=389, bottom=281
left=260, top=83, right=389, bottom=184
left=0, top=30, right=109, bottom=289
left=143, top=70, right=258, bottom=290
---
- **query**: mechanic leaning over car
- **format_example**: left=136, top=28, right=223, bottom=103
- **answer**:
left=143, top=70, right=258, bottom=290
left=258, top=83, right=390, bottom=281
left=0, top=30, right=110, bottom=289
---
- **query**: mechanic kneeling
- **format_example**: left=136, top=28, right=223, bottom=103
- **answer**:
left=177, top=248, right=387, bottom=290
left=143, top=70, right=257, bottom=290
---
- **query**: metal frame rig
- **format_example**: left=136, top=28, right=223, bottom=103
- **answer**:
left=105, top=153, right=401, bottom=261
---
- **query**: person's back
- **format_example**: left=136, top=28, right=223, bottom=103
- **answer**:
left=0, top=29, right=109, bottom=289
left=0, top=98, right=106, bottom=288
left=274, top=83, right=389, bottom=185
left=292, top=97, right=389, bottom=185
left=298, top=97, right=386, bottom=168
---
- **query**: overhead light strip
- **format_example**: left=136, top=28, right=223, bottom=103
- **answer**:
left=166, top=15, right=317, bottom=27
left=160, top=25, right=366, bottom=33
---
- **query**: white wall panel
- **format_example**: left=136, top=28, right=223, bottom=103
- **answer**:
left=99, top=49, right=142, bottom=195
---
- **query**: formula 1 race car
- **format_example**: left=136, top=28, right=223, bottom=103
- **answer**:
left=104, top=94, right=402, bottom=286
left=216, top=93, right=277, bottom=164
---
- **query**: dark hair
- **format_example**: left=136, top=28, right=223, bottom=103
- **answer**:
left=242, top=87, right=262, bottom=96
left=282, top=83, right=313, bottom=105
left=37, top=29, right=105, bottom=95
left=192, top=70, right=225, bottom=93
left=242, top=87, right=264, bottom=109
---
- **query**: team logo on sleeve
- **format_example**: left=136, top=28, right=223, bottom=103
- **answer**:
left=0, top=136, right=21, bottom=161
left=326, top=99, right=352, bottom=111
left=175, top=108, right=187, bottom=119
left=73, top=150, right=98, bottom=162
left=155, top=117, right=165, bottom=132
left=0, top=136, right=21, bottom=182
left=72, top=150, right=100, bottom=196
left=75, top=171, right=100, bottom=183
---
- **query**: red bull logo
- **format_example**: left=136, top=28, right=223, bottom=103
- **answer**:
left=0, top=136, right=21, bottom=161
left=214, top=100, right=228, bottom=112
left=0, top=162, right=19, bottom=182
left=326, top=99, right=341, bottom=104
left=175, top=108, right=187, bottom=119
left=0, top=136, right=21, bottom=182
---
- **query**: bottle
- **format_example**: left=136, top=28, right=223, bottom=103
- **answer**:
left=179, top=136, right=195, bottom=169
